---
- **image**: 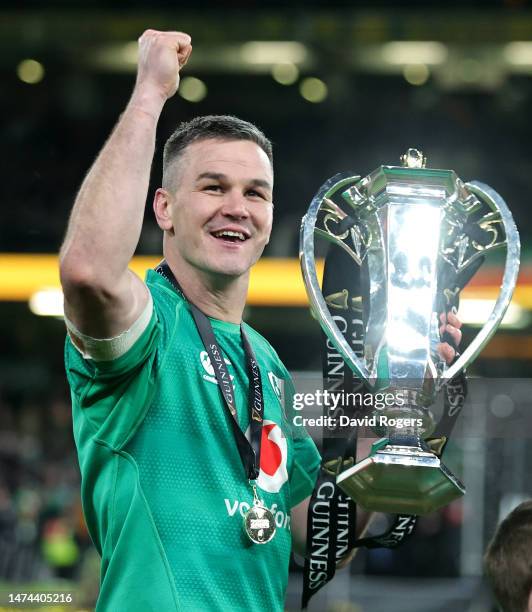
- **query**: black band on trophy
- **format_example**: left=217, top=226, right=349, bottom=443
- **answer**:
left=155, top=262, right=264, bottom=481
left=430, top=366, right=468, bottom=455
left=302, top=246, right=365, bottom=609
left=353, top=514, right=418, bottom=549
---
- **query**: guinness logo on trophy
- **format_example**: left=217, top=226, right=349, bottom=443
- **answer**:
left=300, top=150, right=520, bottom=515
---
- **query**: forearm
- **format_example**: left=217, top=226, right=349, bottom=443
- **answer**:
left=60, top=89, right=165, bottom=289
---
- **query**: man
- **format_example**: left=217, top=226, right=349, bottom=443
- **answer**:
left=60, top=29, right=462, bottom=611
left=484, top=501, right=532, bottom=612
left=60, top=29, right=323, bottom=612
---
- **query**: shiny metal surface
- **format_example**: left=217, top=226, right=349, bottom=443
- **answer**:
left=300, top=153, right=520, bottom=515
left=337, top=443, right=465, bottom=515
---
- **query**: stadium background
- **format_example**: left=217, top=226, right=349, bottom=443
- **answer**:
left=1, top=0, right=532, bottom=610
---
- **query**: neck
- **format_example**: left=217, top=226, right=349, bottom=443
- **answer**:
left=162, top=253, right=248, bottom=324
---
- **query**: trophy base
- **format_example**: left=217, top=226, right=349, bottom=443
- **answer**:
left=337, top=443, right=465, bottom=515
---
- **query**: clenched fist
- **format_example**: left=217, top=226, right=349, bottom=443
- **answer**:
left=135, top=29, right=192, bottom=102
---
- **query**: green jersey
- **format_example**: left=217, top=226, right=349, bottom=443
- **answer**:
left=65, top=270, right=321, bottom=612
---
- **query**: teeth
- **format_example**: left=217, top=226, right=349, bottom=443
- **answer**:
left=213, top=230, right=246, bottom=241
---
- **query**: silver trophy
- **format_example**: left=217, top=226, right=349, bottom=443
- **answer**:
left=300, top=149, right=520, bottom=515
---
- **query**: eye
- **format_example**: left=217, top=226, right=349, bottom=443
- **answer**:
left=204, top=184, right=223, bottom=192
left=246, top=189, right=265, bottom=199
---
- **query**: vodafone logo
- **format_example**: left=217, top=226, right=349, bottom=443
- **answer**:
left=257, top=420, right=288, bottom=494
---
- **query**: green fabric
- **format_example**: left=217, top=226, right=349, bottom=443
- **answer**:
left=65, top=270, right=321, bottom=612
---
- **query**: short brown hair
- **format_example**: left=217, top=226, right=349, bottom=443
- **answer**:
left=484, top=500, right=532, bottom=612
left=162, top=115, right=273, bottom=190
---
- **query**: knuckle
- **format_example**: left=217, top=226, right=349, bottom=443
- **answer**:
left=139, top=29, right=158, bottom=43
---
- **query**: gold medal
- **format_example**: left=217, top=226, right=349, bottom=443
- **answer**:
left=243, top=485, right=276, bottom=544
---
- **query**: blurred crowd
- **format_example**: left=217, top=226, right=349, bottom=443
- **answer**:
left=0, top=387, right=98, bottom=600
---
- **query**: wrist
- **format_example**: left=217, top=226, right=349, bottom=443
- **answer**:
left=128, top=87, right=166, bottom=121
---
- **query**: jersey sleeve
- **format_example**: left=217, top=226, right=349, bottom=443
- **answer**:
left=285, top=376, right=321, bottom=508
left=64, top=288, right=163, bottom=450
left=64, top=290, right=153, bottom=361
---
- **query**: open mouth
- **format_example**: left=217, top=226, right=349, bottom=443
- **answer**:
left=210, top=230, right=249, bottom=243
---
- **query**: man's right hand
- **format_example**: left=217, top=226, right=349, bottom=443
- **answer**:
left=134, top=30, right=192, bottom=104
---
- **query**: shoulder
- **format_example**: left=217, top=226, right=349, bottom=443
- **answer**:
left=146, top=269, right=183, bottom=313
left=146, top=269, right=189, bottom=332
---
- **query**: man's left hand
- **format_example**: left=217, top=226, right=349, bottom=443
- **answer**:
left=438, top=310, right=462, bottom=364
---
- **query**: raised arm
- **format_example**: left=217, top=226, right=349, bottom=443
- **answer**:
left=59, top=30, right=192, bottom=339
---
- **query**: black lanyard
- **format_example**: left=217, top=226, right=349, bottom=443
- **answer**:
left=155, top=262, right=264, bottom=482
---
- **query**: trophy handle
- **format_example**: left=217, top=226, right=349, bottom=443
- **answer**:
left=441, top=181, right=521, bottom=384
left=300, top=172, right=371, bottom=382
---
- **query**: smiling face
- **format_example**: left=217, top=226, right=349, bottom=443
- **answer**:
left=155, top=138, right=274, bottom=281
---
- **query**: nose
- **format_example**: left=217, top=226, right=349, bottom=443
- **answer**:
left=220, top=190, right=249, bottom=219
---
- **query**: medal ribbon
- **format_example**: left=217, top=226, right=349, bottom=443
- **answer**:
left=155, top=261, right=264, bottom=482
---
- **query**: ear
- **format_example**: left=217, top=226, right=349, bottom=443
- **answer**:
left=153, top=188, right=174, bottom=231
